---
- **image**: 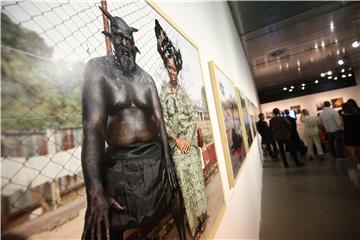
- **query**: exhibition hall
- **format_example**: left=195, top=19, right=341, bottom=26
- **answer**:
left=1, top=1, right=360, bottom=239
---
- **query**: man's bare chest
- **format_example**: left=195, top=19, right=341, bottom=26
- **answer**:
left=105, top=75, right=150, bottom=111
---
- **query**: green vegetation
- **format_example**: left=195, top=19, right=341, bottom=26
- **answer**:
left=1, top=13, right=84, bottom=131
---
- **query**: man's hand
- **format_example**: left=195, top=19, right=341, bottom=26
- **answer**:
left=82, top=193, right=124, bottom=240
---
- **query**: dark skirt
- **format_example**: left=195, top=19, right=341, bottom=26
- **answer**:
left=104, top=141, right=173, bottom=230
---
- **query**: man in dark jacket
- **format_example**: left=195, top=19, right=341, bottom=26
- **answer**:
left=257, top=113, right=278, bottom=159
left=284, top=109, right=307, bottom=155
left=270, top=108, right=304, bottom=167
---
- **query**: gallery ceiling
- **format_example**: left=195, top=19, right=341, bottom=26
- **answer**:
left=229, top=1, right=360, bottom=103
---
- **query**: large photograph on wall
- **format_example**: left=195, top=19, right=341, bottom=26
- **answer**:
left=1, top=1, right=225, bottom=239
left=238, top=90, right=254, bottom=148
left=208, top=61, right=246, bottom=188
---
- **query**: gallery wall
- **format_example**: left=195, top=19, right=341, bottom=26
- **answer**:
left=156, top=1, right=263, bottom=238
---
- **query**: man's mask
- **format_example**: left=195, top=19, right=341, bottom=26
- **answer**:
left=99, top=6, right=140, bottom=73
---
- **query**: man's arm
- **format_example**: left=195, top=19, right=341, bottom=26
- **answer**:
left=81, top=60, right=122, bottom=240
left=81, top=59, right=107, bottom=200
left=149, top=80, right=177, bottom=189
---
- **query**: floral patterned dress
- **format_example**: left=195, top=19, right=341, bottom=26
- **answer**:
left=160, top=82, right=207, bottom=237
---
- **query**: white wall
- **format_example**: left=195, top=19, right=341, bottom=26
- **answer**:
left=155, top=2, right=262, bottom=239
left=261, top=86, right=360, bottom=138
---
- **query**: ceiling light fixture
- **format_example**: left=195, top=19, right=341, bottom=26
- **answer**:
left=348, top=73, right=352, bottom=77
left=327, top=70, right=332, bottom=75
left=302, top=87, right=305, bottom=90
left=342, top=74, right=346, bottom=78
left=283, top=87, right=287, bottom=91
left=328, top=76, right=333, bottom=79
left=315, top=80, right=319, bottom=84
left=341, top=68, right=345, bottom=73
left=338, top=59, right=344, bottom=65
left=301, top=83, right=305, bottom=86
left=321, top=41, right=325, bottom=48
left=334, top=77, right=338, bottom=80
left=330, top=21, right=335, bottom=32
left=314, top=43, right=318, bottom=49
left=321, top=73, right=326, bottom=77
left=290, top=86, right=294, bottom=89
left=352, top=40, right=360, bottom=48
left=289, top=89, right=293, bottom=92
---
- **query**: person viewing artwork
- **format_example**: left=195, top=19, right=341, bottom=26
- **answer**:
left=319, top=101, right=346, bottom=159
left=155, top=19, right=208, bottom=238
left=270, top=108, right=304, bottom=168
left=300, top=109, right=324, bottom=161
left=341, top=99, right=360, bottom=170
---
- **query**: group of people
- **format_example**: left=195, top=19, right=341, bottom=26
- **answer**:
left=257, top=99, right=360, bottom=170
left=81, top=8, right=207, bottom=240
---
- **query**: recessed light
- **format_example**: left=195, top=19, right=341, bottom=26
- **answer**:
left=338, top=59, right=344, bottom=65
left=328, top=76, right=333, bottom=79
left=289, top=89, right=293, bottom=92
left=330, top=21, right=335, bottom=32
left=315, top=80, right=319, bottom=83
left=341, top=69, right=345, bottom=73
left=352, top=40, right=359, bottom=48
left=327, top=70, right=332, bottom=75
left=348, top=73, right=352, bottom=77
left=301, top=83, right=306, bottom=86
left=283, top=87, right=288, bottom=91
left=334, top=77, right=338, bottom=80
left=290, top=86, right=294, bottom=89
left=301, top=87, right=305, bottom=90
left=342, top=74, right=346, bottom=78
left=321, top=73, right=326, bottom=77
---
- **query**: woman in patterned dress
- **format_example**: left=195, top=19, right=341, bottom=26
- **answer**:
left=155, top=19, right=207, bottom=238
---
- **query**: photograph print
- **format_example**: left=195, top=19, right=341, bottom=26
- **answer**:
left=331, top=97, right=344, bottom=108
left=239, top=91, right=254, bottom=149
left=209, top=61, right=246, bottom=188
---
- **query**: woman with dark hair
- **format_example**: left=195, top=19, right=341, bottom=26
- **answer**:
left=155, top=20, right=207, bottom=238
left=342, top=99, right=360, bottom=170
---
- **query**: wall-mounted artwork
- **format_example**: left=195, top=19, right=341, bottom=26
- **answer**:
left=265, top=111, right=274, bottom=119
left=239, top=92, right=253, bottom=148
left=290, top=105, right=301, bottom=114
left=249, top=101, right=257, bottom=140
left=315, top=100, right=326, bottom=111
left=331, top=97, right=344, bottom=108
left=209, top=61, right=246, bottom=188
left=143, top=4, right=226, bottom=239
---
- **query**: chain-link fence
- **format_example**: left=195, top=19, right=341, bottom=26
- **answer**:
left=1, top=0, right=207, bottom=233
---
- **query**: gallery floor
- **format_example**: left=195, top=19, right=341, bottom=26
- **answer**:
left=260, top=153, right=360, bottom=239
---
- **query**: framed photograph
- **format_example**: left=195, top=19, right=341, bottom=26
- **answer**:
left=238, top=91, right=254, bottom=149
left=139, top=3, right=226, bottom=239
left=290, top=105, right=301, bottom=114
left=315, top=100, right=326, bottom=111
left=265, top=111, right=274, bottom=119
left=248, top=100, right=257, bottom=140
left=208, top=61, right=247, bottom=188
left=331, top=97, right=344, bottom=108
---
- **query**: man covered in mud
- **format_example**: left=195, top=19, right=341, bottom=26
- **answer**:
left=81, top=7, right=185, bottom=240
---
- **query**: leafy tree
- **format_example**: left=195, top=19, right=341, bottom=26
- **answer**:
left=1, top=13, right=83, bottom=131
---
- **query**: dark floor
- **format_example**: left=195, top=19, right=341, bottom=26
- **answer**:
left=260, top=153, right=360, bottom=239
